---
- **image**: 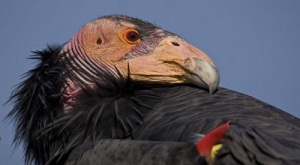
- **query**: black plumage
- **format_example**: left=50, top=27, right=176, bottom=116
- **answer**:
left=8, top=15, right=300, bottom=165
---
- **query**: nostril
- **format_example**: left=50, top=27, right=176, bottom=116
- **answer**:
left=171, top=41, right=180, bottom=46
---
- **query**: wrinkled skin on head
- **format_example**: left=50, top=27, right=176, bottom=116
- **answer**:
left=61, top=15, right=220, bottom=103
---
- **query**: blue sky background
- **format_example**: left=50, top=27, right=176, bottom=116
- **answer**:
left=1, top=1, right=300, bottom=164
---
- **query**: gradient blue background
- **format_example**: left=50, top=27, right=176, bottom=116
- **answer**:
left=1, top=1, right=299, bottom=164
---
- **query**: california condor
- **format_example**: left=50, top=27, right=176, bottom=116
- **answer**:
left=8, top=15, right=300, bottom=165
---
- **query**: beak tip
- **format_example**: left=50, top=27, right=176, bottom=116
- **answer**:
left=186, top=57, right=220, bottom=94
left=208, top=70, right=220, bottom=94
left=208, top=84, right=219, bottom=94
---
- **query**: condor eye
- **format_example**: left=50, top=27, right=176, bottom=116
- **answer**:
left=124, top=30, right=140, bottom=44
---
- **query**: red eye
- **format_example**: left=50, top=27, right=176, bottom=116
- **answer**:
left=124, top=30, right=140, bottom=44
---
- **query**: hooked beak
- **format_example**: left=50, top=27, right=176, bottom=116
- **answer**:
left=120, top=36, right=220, bottom=93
